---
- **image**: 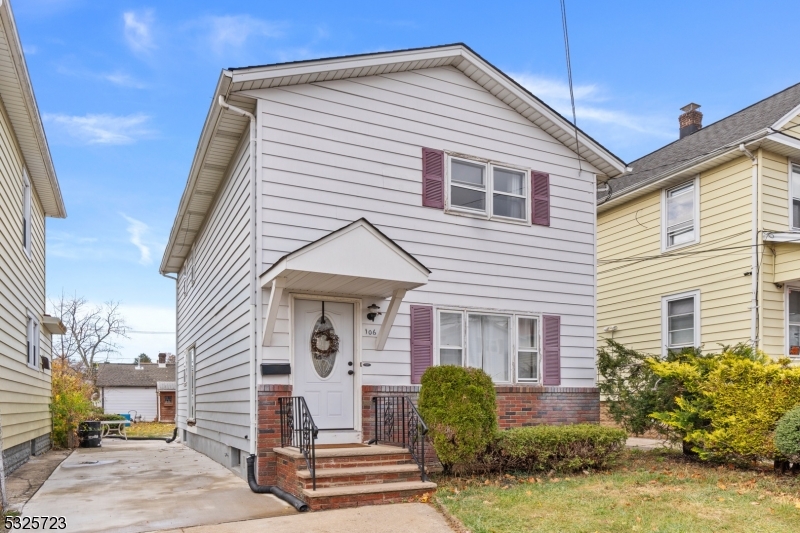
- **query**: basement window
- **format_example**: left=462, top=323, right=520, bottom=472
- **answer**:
left=662, top=178, right=700, bottom=251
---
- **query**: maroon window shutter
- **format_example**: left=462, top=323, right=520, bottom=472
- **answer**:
left=531, top=171, right=550, bottom=226
left=422, top=148, right=444, bottom=209
left=410, top=305, right=433, bottom=384
left=542, top=315, right=561, bottom=386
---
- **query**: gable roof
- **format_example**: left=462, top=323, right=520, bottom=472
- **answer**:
left=0, top=1, right=65, bottom=218
left=599, top=81, right=800, bottom=211
left=160, top=43, right=626, bottom=274
left=96, top=363, right=175, bottom=388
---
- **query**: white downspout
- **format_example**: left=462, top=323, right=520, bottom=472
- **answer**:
left=739, top=144, right=759, bottom=347
left=218, top=95, right=259, bottom=456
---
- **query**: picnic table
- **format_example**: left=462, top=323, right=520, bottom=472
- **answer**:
left=100, top=420, right=128, bottom=440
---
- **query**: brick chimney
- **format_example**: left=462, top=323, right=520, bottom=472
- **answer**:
left=158, top=352, right=167, bottom=367
left=679, top=103, right=702, bottom=139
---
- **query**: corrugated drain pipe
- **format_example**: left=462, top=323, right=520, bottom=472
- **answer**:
left=165, top=427, right=178, bottom=443
left=246, top=455, right=309, bottom=512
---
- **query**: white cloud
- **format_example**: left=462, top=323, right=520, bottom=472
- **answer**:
left=510, top=73, right=673, bottom=139
left=194, top=15, right=283, bottom=55
left=48, top=231, right=103, bottom=260
left=23, top=44, right=38, bottom=55
left=123, top=10, right=155, bottom=53
left=121, top=215, right=152, bottom=265
left=43, top=113, right=154, bottom=145
left=102, top=72, right=147, bottom=89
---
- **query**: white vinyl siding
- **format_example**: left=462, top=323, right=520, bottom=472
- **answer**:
left=662, top=179, right=699, bottom=250
left=175, top=138, right=251, bottom=451
left=661, top=290, right=700, bottom=355
left=0, top=95, right=52, bottom=451
left=249, top=65, right=597, bottom=387
left=102, top=387, right=158, bottom=422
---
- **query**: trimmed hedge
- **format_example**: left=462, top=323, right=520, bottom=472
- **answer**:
left=775, top=406, right=800, bottom=462
left=492, top=424, right=628, bottom=473
left=418, top=365, right=497, bottom=472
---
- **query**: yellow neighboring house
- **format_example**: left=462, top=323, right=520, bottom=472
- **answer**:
left=0, top=0, right=66, bottom=477
left=598, top=88, right=800, bottom=359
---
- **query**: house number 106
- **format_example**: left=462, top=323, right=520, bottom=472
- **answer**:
left=364, top=328, right=377, bottom=336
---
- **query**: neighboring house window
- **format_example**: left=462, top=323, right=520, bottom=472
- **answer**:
left=164, top=394, right=174, bottom=405
left=187, top=346, right=196, bottom=420
left=27, top=312, right=40, bottom=369
left=447, top=156, right=529, bottom=223
left=792, top=164, right=800, bottom=230
left=789, top=289, right=800, bottom=357
left=23, top=169, right=31, bottom=258
left=661, top=291, right=700, bottom=355
left=662, top=179, right=699, bottom=250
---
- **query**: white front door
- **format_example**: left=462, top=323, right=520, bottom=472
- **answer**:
left=293, top=299, right=355, bottom=435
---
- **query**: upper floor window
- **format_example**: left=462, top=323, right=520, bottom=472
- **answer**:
left=661, top=290, right=700, bottom=356
left=448, top=156, right=528, bottom=223
left=27, top=312, right=40, bottom=369
left=662, top=179, right=699, bottom=250
left=23, top=169, right=31, bottom=259
left=791, top=164, right=800, bottom=230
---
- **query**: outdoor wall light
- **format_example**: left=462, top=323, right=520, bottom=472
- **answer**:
left=367, top=304, right=382, bottom=322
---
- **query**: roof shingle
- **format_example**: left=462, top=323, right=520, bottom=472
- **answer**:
left=96, top=363, right=176, bottom=388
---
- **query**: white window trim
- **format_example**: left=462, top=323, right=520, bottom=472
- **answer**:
left=22, top=169, right=32, bottom=260
left=445, top=154, right=531, bottom=225
left=661, top=176, right=700, bottom=252
left=661, top=290, right=701, bottom=357
left=186, top=345, right=197, bottom=424
left=515, top=315, right=541, bottom=383
left=435, top=306, right=541, bottom=384
left=786, top=285, right=800, bottom=358
left=27, top=311, right=40, bottom=370
left=790, top=162, right=800, bottom=231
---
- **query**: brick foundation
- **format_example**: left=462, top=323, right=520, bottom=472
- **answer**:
left=257, top=384, right=292, bottom=485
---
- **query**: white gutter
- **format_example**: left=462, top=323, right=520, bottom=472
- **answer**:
left=217, top=96, right=259, bottom=456
left=739, top=144, right=759, bottom=347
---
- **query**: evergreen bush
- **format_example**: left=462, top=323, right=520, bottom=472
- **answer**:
left=775, top=406, right=800, bottom=462
left=418, top=365, right=497, bottom=473
left=493, top=424, right=627, bottom=472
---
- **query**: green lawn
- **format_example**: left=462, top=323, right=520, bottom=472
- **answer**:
left=434, top=449, right=800, bottom=533
left=124, top=422, right=175, bottom=439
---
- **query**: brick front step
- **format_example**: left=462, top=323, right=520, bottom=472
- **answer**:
left=296, top=464, right=423, bottom=489
left=300, top=481, right=437, bottom=511
left=275, top=445, right=414, bottom=469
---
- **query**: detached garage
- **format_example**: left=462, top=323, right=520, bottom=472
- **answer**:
left=96, top=359, right=176, bottom=422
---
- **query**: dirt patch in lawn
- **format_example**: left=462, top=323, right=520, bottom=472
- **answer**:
left=434, top=449, right=800, bottom=533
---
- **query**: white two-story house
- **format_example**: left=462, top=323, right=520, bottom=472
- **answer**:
left=161, top=43, right=624, bottom=508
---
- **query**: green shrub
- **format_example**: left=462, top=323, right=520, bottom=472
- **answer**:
left=88, top=413, right=126, bottom=421
left=775, top=406, right=800, bottom=462
left=493, top=424, right=627, bottom=473
left=650, top=350, right=800, bottom=462
left=418, top=365, right=497, bottom=473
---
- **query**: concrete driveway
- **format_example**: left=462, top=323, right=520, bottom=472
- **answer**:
left=23, top=439, right=296, bottom=533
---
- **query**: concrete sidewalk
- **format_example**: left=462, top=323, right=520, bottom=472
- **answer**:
left=23, top=440, right=296, bottom=533
left=626, top=437, right=678, bottom=450
left=4, top=448, right=71, bottom=512
left=152, top=503, right=454, bottom=533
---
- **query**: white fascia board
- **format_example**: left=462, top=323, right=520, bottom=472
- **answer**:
left=764, top=131, right=800, bottom=153
left=230, top=46, right=465, bottom=84
left=771, top=103, right=800, bottom=131
left=160, top=71, right=233, bottom=274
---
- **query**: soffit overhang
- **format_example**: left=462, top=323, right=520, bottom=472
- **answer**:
left=0, top=1, right=65, bottom=218
left=161, top=44, right=626, bottom=273
left=259, top=218, right=430, bottom=298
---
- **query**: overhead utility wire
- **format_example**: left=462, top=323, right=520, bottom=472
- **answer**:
left=559, top=0, right=582, bottom=176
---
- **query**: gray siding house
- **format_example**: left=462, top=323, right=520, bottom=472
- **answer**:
left=160, top=44, right=624, bottom=506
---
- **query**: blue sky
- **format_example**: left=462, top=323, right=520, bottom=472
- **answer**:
left=16, top=0, right=800, bottom=362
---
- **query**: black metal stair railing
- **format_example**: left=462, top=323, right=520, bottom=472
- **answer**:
left=279, top=396, right=319, bottom=490
left=368, top=396, right=429, bottom=482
